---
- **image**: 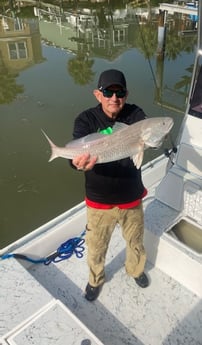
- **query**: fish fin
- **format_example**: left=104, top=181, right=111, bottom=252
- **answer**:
left=48, top=152, right=58, bottom=162
left=66, top=132, right=107, bottom=147
left=113, top=122, right=128, bottom=132
left=132, top=150, right=144, bottom=169
left=66, top=123, right=127, bottom=147
left=41, top=129, right=58, bottom=162
left=131, top=141, right=145, bottom=169
left=41, top=129, right=56, bottom=147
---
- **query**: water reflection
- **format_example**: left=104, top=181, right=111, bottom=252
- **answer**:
left=0, top=0, right=197, bottom=246
left=0, top=1, right=197, bottom=106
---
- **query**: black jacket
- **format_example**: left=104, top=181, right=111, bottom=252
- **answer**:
left=72, top=103, right=146, bottom=204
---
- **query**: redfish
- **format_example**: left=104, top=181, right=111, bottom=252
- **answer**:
left=42, top=117, right=173, bottom=169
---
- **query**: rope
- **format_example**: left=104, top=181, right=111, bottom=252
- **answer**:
left=0, top=230, right=86, bottom=265
left=44, top=235, right=85, bottom=265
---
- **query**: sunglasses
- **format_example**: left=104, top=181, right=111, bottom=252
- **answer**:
left=101, top=89, right=127, bottom=98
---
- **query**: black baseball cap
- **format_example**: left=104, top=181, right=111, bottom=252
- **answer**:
left=98, top=69, right=127, bottom=90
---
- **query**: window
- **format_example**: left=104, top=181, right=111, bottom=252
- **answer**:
left=14, top=18, right=24, bottom=31
left=8, top=41, right=27, bottom=60
left=113, top=29, right=125, bottom=45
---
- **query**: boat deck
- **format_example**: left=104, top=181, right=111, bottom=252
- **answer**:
left=1, top=222, right=202, bottom=345
left=30, top=234, right=202, bottom=345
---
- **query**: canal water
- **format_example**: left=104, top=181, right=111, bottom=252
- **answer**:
left=0, top=1, right=197, bottom=247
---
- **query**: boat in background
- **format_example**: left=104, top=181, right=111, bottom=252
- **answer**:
left=0, top=2, right=202, bottom=345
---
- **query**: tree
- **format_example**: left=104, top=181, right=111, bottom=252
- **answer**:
left=68, top=54, right=94, bottom=85
left=0, top=67, right=24, bottom=104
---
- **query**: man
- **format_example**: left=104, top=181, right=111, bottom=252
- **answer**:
left=72, top=69, right=149, bottom=301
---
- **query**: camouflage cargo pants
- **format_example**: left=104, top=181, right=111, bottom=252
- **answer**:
left=86, top=203, right=146, bottom=287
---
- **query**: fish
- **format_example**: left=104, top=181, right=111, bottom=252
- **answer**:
left=42, top=117, right=174, bottom=169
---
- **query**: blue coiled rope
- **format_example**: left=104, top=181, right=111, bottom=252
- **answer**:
left=0, top=231, right=86, bottom=265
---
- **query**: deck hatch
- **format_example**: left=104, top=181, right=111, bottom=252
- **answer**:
left=5, top=300, right=104, bottom=345
left=168, top=218, right=202, bottom=254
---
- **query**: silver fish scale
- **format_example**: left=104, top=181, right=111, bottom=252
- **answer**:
left=96, top=132, right=141, bottom=162
left=66, top=128, right=142, bottom=163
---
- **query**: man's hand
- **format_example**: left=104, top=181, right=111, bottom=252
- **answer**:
left=72, top=153, right=97, bottom=171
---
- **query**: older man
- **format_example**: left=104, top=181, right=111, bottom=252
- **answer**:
left=72, top=69, right=149, bottom=301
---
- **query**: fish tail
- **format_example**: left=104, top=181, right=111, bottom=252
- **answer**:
left=48, top=152, right=58, bottom=162
left=41, top=129, right=58, bottom=162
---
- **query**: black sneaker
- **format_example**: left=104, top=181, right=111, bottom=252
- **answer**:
left=134, top=272, right=149, bottom=288
left=85, top=283, right=100, bottom=301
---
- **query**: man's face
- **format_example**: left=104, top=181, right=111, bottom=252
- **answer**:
left=94, top=85, right=128, bottom=119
